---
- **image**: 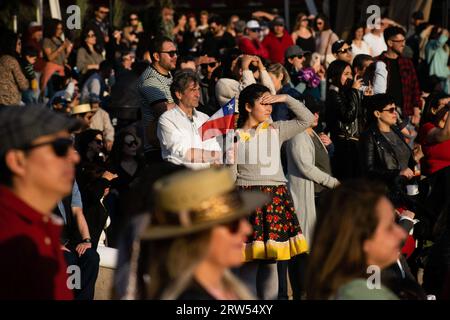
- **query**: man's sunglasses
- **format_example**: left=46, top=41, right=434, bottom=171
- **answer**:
left=249, top=28, right=261, bottom=33
left=338, top=47, right=352, bottom=54
left=381, top=107, right=396, bottom=114
left=160, top=50, right=178, bottom=58
left=289, top=54, right=304, bottom=59
left=22, top=138, right=73, bottom=157
left=201, top=62, right=218, bottom=68
left=99, top=10, right=109, bottom=15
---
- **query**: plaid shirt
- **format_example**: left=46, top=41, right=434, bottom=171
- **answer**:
left=377, top=53, right=421, bottom=116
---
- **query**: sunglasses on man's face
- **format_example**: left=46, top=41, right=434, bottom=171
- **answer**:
left=22, top=138, right=73, bottom=157
left=338, top=47, right=352, bottom=54
left=381, top=107, right=396, bottom=114
left=201, top=62, right=218, bottom=68
left=249, top=28, right=261, bottom=33
left=160, top=50, right=178, bottom=58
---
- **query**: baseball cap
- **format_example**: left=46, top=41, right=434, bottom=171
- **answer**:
left=332, top=39, right=350, bottom=54
left=0, top=105, right=81, bottom=157
left=285, top=45, right=309, bottom=59
left=272, top=17, right=285, bottom=26
left=246, top=20, right=260, bottom=30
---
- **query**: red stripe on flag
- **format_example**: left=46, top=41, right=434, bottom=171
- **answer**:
left=200, top=114, right=235, bottom=140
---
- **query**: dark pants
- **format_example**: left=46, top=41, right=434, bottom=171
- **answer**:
left=332, top=138, right=360, bottom=181
left=64, top=247, right=100, bottom=300
left=277, top=253, right=308, bottom=300
left=144, top=149, right=163, bottom=164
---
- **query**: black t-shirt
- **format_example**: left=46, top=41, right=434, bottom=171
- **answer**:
left=386, top=58, right=404, bottom=113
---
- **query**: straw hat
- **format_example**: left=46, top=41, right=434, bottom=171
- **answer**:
left=71, top=103, right=92, bottom=115
left=141, top=167, right=269, bottom=240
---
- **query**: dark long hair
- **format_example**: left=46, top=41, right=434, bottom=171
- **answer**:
left=108, top=128, right=144, bottom=169
left=81, top=28, right=101, bottom=55
left=314, top=14, right=331, bottom=32
left=75, top=129, right=103, bottom=163
left=306, top=180, right=386, bottom=299
left=236, top=84, right=270, bottom=128
left=43, top=18, right=63, bottom=39
left=0, top=29, right=20, bottom=57
left=326, top=59, right=352, bottom=90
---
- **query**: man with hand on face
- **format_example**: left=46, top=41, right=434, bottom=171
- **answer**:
left=138, top=36, right=178, bottom=163
left=0, top=105, right=81, bottom=299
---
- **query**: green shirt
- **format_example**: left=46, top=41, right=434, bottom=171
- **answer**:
left=335, top=279, right=399, bottom=300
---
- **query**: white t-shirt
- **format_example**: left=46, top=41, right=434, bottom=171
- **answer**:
left=352, top=40, right=372, bottom=57
left=363, top=32, right=387, bottom=57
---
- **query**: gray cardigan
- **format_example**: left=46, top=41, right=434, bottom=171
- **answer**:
left=232, top=96, right=314, bottom=186
left=286, top=130, right=339, bottom=245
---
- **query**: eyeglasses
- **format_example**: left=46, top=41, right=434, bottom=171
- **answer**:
left=201, top=62, right=218, bottom=68
left=221, top=219, right=243, bottom=234
left=249, top=28, right=261, bottom=33
left=125, top=140, right=138, bottom=147
left=99, top=10, right=109, bottom=15
left=390, top=38, right=406, bottom=43
left=94, top=139, right=104, bottom=146
left=338, top=47, right=352, bottom=54
left=22, top=138, right=73, bottom=157
left=160, top=50, right=178, bottom=58
left=381, top=107, right=396, bottom=114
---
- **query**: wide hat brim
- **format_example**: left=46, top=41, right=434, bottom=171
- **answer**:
left=140, top=191, right=269, bottom=240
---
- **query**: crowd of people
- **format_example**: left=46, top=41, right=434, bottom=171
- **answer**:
left=1, top=2, right=450, bottom=301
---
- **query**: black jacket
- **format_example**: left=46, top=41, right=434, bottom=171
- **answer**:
left=325, top=86, right=364, bottom=140
left=360, top=124, right=416, bottom=201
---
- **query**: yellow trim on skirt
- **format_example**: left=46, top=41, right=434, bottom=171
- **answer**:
left=243, top=234, right=309, bottom=261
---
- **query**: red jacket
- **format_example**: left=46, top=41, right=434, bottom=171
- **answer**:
left=238, top=36, right=269, bottom=60
left=262, top=31, right=294, bottom=64
left=0, top=186, right=73, bottom=300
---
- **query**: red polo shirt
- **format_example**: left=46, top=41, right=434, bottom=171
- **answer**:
left=0, top=186, right=73, bottom=300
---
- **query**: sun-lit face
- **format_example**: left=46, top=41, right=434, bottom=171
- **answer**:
left=177, top=81, right=201, bottom=109
left=340, top=66, right=353, bottom=87
left=14, top=130, right=79, bottom=198
left=204, top=218, right=252, bottom=268
left=156, top=41, right=178, bottom=71
left=388, top=34, right=406, bottom=55
left=247, top=92, right=273, bottom=124
left=363, top=197, right=407, bottom=269
left=375, top=103, right=398, bottom=127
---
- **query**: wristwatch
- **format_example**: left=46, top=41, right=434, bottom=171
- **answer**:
left=82, top=238, right=92, bottom=244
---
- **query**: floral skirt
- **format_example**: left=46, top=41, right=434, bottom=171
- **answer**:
left=239, top=185, right=308, bottom=261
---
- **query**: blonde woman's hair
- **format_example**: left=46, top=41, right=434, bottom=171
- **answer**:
left=141, top=229, right=254, bottom=300
left=267, top=63, right=291, bottom=86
